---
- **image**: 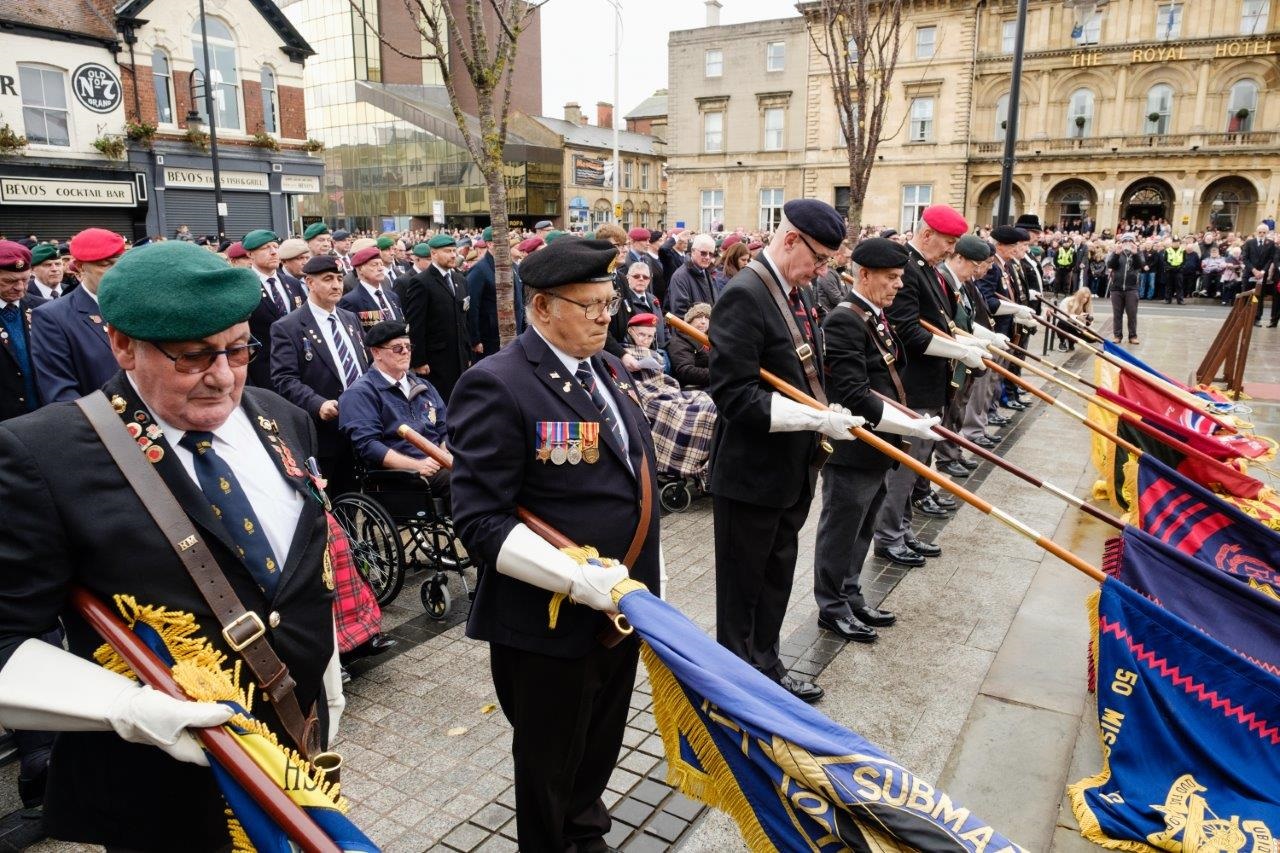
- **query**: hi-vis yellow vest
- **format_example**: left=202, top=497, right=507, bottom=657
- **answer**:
left=1056, top=247, right=1075, bottom=267
left=1166, top=246, right=1185, bottom=267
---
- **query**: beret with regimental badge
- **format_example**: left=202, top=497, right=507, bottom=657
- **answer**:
left=412, top=242, right=432, bottom=258
left=376, top=236, right=395, bottom=250
left=31, top=244, right=60, bottom=266
left=302, top=255, right=340, bottom=275
left=69, top=228, right=126, bottom=262
left=520, top=238, right=618, bottom=289
left=99, top=242, right=262, bottom=342
left=955, top=234, right=994, bottom=261
left=0, top=240, right=32, bottom=271
left=225, top=242, right=248, bottom=260
left=920, top=205, right=969, bottom=238
left=366, top=320, right=411, bottom=349
left=277, top=238, right=308, bottom=260
left=991, top=225, right=1030, bottom=245
left=303, top=222, right=330, bottom=241
left=241, top=229, right=279, bottom=251
left=783, top=199, right=846, bottom=251
left=851, top=237, right=909, bottom=269
left=427, top=234, right=456, bottom=250
left=351, top=246, right=382, bottom=267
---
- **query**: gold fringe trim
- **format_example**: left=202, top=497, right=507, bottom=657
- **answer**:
left=1119, top=454, right=1140, bottom=518
left=226, top=809, right=255, bottom=853
left=548, top=546, right=622, bottom=629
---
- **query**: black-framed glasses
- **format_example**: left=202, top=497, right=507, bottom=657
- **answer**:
left=375, top=343, right=413, bottom=355
left=544, top=292, right=621, bottom=320
left=795, top=232, right=833, bottom=267
left=151, top=338, right=261, bottom=373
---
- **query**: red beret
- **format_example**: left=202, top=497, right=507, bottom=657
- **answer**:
left=69, top=228, right=126, bottom=262
left=920, top=205, right=968, bottom=238
left=516, top=237, right=544, bottom=253
left=473, top=239, right=488, bottom=249
left=748, top=240, right=763, bottom=251
left=351, top=246, right=382, bottom=267
left=627, top=227, right=650, bottom=241
left=721, top=234, right=742, bottom=250
left=225, top=241, right=248, bottom=260
left=0, top=240, right=32, bottom=272
left=628, top=312, right=658, bottom=327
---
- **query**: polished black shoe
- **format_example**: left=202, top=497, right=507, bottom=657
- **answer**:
left=875, top=544, right=926, bottom=567
left=973, top=436, right=999, bottom=449
left=819, top=614, right=878, bottom=643
left=960, top=457, right=980, bottom=470
left=779, top=674, right=825, bottom=703
left=987, top=414, right=1010, bottom=426
left=905, top=537, right=942, bottom=557
left=1002, top=400, right=1027, bottom=411
left=912, top=495, right=952, bottom=516
left=939, top=461, right=970, bottom=478
left=933, top=493, right=958, bottom=510
left=852, top=605, right=897, bottom=627
left=342, top=633, right=397, bottom=664
left=983, top=431, right=1004, bottom=444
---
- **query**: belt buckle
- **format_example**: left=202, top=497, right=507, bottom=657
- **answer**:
left=796, top=343, right=814, bottom=363
left=222, top=611, right=266, bottom=652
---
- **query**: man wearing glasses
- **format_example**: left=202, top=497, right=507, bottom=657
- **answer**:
left=448, top=237, right=661, bottom=852
left=0, top=241, right=345, bottom=849
left=665, top=233, right=719, bottom=319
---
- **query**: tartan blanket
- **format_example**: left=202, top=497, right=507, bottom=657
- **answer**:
left=327, top=512, right=382, bottom=654
left=627, top=347, right=717, bottom=479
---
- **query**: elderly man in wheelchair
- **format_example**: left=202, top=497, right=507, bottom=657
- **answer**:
left=337, top=320, right=469, bottom=618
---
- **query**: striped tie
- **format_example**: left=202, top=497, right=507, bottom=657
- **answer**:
left=374, top=288, right=393, bottom=319
left=266, top=276, right=287, bottom=314
left=328, top=315, right=360, bottom=387
left=576, top=360, right=624, bottom=448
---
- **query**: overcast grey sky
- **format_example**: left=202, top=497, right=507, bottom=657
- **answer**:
left=538, top=0, right=801, bottom=123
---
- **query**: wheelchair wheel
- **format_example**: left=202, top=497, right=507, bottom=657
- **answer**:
left=659, top=480, right=693, bottom=513
left=420, top=576, right=452, bottom=621
left=331, top=492, right=405, bottom=606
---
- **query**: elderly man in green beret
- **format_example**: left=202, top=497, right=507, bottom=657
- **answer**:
left=0, top=241, right=345, bottom=850
left=303, top=222, right=331, bottom=257
left=27, top=244, right=66, bottom=300
left=243, top=229, right=305, bottom=387
left=397, top=232, right=476, bottom=400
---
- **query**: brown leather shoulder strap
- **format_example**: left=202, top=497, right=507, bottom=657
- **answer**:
left=747, top=259, right=827, bottom=405
left=622, top=447, right=653, bottom=569
left=76, top=391, right=321, bottom=758
left=837, top=301, right=908, bottom=404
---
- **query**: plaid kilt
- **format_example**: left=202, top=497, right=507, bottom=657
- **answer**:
left=630, top=357, right=717, bottom=479
left=327, top=512, right=382, bottom=653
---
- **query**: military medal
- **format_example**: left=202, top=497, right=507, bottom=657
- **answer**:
left=567, top=423, right=583, bottom=465
left=536, top=422, right=552, bottom=462
left=550, top=422, right=568, bottom=465
left=582, top=422, right=600, bottom=463
left=110, top=395, right=127, bottom=414
left=427, top=405, right=437, bottom=425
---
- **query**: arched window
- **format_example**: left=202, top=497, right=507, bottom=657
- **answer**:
left=994, top=92, right=1009, bottom=139
left=190, top=16, right=240, bottom=131
left=1227, top=79, right=1259, bottom=132
left=152, top=49, right=174, bottom=124
left=1067, top=88, right=1094, bottom=137
left=260, top=66, right=278, bottom=134
left=1145, top=84, right=1173, bottom=134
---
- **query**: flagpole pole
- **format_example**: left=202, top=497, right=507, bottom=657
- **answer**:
left=664, top=314, right=1106, bottom=582
left=1002, top=339, right=1099, bottom=390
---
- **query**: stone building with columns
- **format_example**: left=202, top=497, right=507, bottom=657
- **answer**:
left=666, top=0, right=1277, bottom=235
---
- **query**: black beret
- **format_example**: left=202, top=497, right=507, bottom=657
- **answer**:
left=955, top=235, right=993, bottom=261
left=991, top=225, right=1030, bottom=245
left=784, top=199, right=846, bottom=251
left=302, top=255, right=341, bottom=275
left=332, top=229, right=352, bottom=240
left=648, top=229, right=662, bottom=243
left=878, top=229, right=898, bottom=239
left=520, top=238, right=619, bottom=289
left=366, top=320, right=410, bottom=348
left=850, top=237, right=909, bottom=269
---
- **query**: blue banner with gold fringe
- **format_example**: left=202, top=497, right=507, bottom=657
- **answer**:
left=615, top=585, right=1026, bottom=852
left=1069, top=579, right=1280, bottom=850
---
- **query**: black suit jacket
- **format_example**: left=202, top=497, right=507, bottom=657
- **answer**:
left=886, top=245, right=955, bottom=411
left=822, top=300, right=906, bottom=471
left=708, top=257, right=823, bottom=509
left=0, top=294, right=45, bottom=420
left=448, top=327, right=660, bottom=658
left=338, top=281, right=403, bottom=329
left=0, top=373, right=333, bottom=849
left=398, top=264, right=472, bottom=401
left=247, top=273, right=306, bottom=388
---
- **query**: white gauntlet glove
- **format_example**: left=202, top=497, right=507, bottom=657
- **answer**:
left=497, top=523, right=630, bottom=612
left=768, top=394, right=864, bottom=441
left=1014, top=309, right=1037, bottom=330
left=960, top=346, right=987, bottom=370
left=966, top=325, right=1009, bottom=350
left=875, top=405, right=941, bottom=440
left=925, top=334, right=985, bottom=370
left=0, top=639, right=233, bottom=766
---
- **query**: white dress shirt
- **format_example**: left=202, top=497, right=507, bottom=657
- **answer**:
left=256, top=269, right=290, bottom=311
left=307, top=301, right=360, bottom=388
left=31, top=281, right=60, bottom=299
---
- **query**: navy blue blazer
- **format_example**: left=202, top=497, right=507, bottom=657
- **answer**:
left=337, top=282, right=403, bottom=329
left=248, top=272, right=307, bottom=389
left=466, top=253, right=499, bottom=357
left=268, top=304, right=368, bottom=456
left=0, top=294, right=46, bottom=420
left=447, top=327, right=660, bottom=658
left=29, top=285, right=117, bottom=404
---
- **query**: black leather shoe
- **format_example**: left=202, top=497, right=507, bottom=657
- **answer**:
left=987, top=414, right=1010, bottom=426
left=939, top=461, right=970, bottom=478
left=819, top=614, right=878, bottom=643
left=983, top=432, right=1004, bottom=444
left=933, top=492, right=958, bottom=509
left=973, top=436, right=998, bottom=449
left=875, top=545, right=926, bottom=567
left=343, top=633, right=397, bottom=663
left=912, top=495, right=952, bottom=516
left=960, top=458, right=980, bottom=469
left=1016, top=393, right=1032, bottom=404
left=1002, top=400, right=1027, bottom=411
left=905, top=537, right=942, bottom=557
left=852, top=605, right=897, bottom=627
left=340, top=666, right=352, bottom=684
left=779, top=674, right=824, bottom=703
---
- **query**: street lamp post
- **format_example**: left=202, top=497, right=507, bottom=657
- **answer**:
left=605, top=0, right=622, bottom=224
left=995, top=0, right=1030, bottom=226
left=193, top=0, right=227, bottom=239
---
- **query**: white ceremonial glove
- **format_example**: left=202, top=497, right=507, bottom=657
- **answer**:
left=1028, top=289, right=1042, bottom=301
left=875, top=405, right=941, bottom=440
left=0, top=638, right=233, bottom=766
left=992, top=300, right=1024, bottom=317
left=323, top=623, right=345, bottom=748
left=924, top=334, right=975, bottom=363
left=768, top=394, right=864, bottom=441
left=1014, top=310, right=1037, bottom=330
left=496, top=523, right=630, bottom=612
left=659, top=546, right=668, bottom=601
left=966, top=324, right=1009, bottom=350
left=960, top=345, right=987, bottom=370
left=991, top=332, right=1011, bottom=350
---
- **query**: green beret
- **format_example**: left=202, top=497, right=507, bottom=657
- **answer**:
left=242, top=229, right=279, bottom=251
left=31, top=244, right=60, bottom=265
left=303, top=222, right=330, bottom=241
left=376, top=236, right=395, bottom=250
left=427, top=234, right=456, bottom=250
left=412, top=242, right=432, bottom=258
left=99, top=242, right=263, bottom=342
left=481, top=226, right=493, bottom=242
left=583, top=231, right=596, bottom=240
left=544, top=230, right=567, bottom=244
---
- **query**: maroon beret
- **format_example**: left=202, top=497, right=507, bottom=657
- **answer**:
left=516, top=237, right=544, bottom=254
left=69, top=228, right=126, bottom=262
left=721, top=234, right=742, bottom=250
left=0, top=240, right=32, bottom=272
left=628, top=312, right=658, bottom=327
left=920, top=205, right=968, bottom=238
left=351, top=245, right=382, bottom=267
left=627, top=227, right=650, bottom=241
left=225, top=241, right=248, bottom=260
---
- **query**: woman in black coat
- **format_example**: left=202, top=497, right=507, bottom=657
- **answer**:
left=668, top=302, right=711, bottom=389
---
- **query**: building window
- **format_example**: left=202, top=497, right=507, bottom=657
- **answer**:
left=705, top=49, right=723, bottom=78
left=700, top=189, right=724, bottom=232
left=1242, top=0, right=1269, bottom=33
left=640, top=162, right=650, bottom=190
left=1227, top=79, right=1259, bottom=131
left=1001, top=20, right=1017, bottom=53
left=1156, top=3, right=1182, bottom=39
left=909, top=97, right=934, bottom=142
left=260, top=66, right=279, bottom=134
left=760, top=188, right=784, bottom=231
left=766, top=41, right=785, bottom=71
left=901, top=184, right=932, bottom=233
left=1074, top=9, right=1102, bottom=45
left=17, top=64, right=69, bottom=147
left=994, top=93, right=1009, bottom=139
left=1144, top=84, right=1173, bottom=134
left=152, top=50, right=174, bottom=125
left=915, top=26, right=937, bottom=59
left=1067, top=88, right=1094, bottom=137
left=836, top=102, right=858, bottom=148
left=623, top=160, right=633, bottom=189
left=763, top=107, right=785, bottom=150
left=704, top=110, right=724, bottom=153
left=191, top=16, right=241, bottom=131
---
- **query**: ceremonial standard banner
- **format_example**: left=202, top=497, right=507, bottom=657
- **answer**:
left=1096, top=387, right=1274, bottom=461
left=1134, top=454, right=1280, bottom=599
left=1115, top=370, right=1232, bottom=436
left=615, top=585, right=1026, bottom=852
left=1070, top=579, right=1280, bottom=850
left=1101, top=340, right=1235, bottom=410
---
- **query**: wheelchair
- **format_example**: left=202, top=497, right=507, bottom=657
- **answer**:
left=330, top=467, right=473, bottom=621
